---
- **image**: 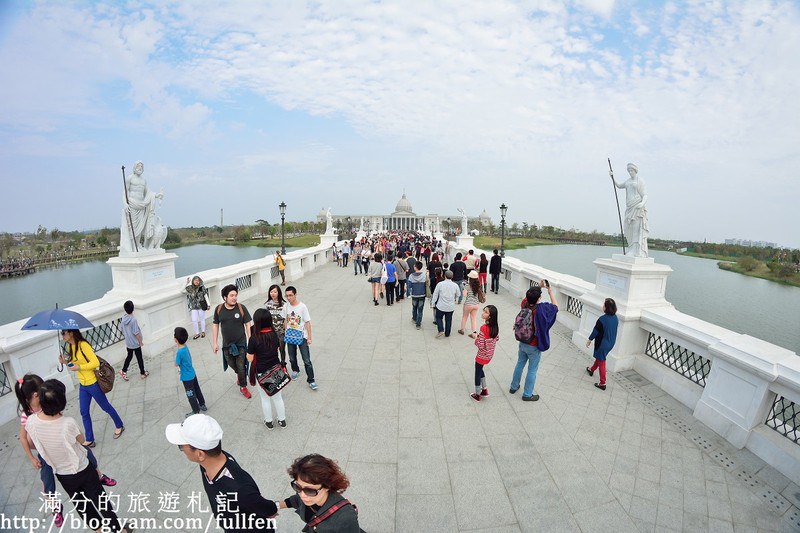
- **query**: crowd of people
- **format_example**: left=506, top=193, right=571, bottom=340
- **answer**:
left=13, top=231, right=619, bottom=531
left=0, top=256, right=34, bottom=275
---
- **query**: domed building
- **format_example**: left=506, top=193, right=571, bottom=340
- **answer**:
left=318, top=193, right=491, bottom=234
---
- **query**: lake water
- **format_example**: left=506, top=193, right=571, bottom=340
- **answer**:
left=0, top=245, right=288, bottom=326
left=2, top=243, right=797, bottom=353
left=507, top=245, right=800, bottom=354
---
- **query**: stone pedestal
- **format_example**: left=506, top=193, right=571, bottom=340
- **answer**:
left=106, top=249, right=178, bottom=295
left=319, top=233, right=339, bottom=248
left=571, top=254, right=673, bottom=371
left=455, top=235, right=474, bottom=250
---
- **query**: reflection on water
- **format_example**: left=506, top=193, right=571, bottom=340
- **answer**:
left=507, top=245, right=800, bottom=354
left=0, top=245, right=288, bottom=325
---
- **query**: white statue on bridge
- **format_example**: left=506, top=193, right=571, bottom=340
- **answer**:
left=457, top=208, right=468, bottom=235
left=324, top=207, right=337, bottom=235
left=120, top=161, right=167, bottom=252
left=611, top=163, right=649, bottom=258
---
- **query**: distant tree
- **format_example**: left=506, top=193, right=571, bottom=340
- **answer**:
left=96, top=234, right=109, bottom=246
left=36, top=225, right=47, bottom=240
left=233, top=225, right=251, bottom=242
left=510, top=223, right=519, bottom=236
left=50, top=228, right=60, bottom=241
left=255, top=219, right=269, bottom=237
left=737, top=256, right=759, bottom=272
left=164, top=227, right=182, bottom=244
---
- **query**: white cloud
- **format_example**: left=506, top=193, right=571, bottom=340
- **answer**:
left=1, top=1, right=799, bottom=246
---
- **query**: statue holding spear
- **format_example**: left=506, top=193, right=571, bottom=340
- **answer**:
left=608, top=160, right=649, bottom=258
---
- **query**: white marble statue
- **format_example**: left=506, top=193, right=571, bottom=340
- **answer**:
left=457, top=208, right=468, bottom=235
left=610, top=162, right=649, bottom=258
left=359, top=217, right=364, bottom=232
left=324, top=207, right=336, bottom=235
left=120, top=161, right=167, bottom=252
left=435, top=216, right=441, bottom=234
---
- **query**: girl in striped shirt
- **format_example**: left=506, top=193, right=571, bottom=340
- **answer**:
left=470, top=305, right=499, bottom=402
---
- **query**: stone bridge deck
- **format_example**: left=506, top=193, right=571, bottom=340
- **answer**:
left=1, top=263, right=798, bottom=532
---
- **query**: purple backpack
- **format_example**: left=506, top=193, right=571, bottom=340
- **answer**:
left=513, top=306, right=534, bottom=343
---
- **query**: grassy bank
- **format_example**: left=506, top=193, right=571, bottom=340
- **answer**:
left=472, top=236, right=555, bottom=250
left=164, top=234, right=321, bottom=250
left=717, top=261, right=800, bottom=287
left=679, top=251, right=738, bottom=262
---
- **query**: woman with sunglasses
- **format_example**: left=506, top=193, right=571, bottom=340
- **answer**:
left=279, top=454, right=363, bottom=532
left=59, top=329, right=124, bottom=446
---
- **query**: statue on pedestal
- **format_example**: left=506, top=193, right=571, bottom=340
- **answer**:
left=324, top=207, right=337, bottom=235
left=120, top=161, right=167, bottom=252
left=457, top=208, right=468, bottom=235
left=610, top=163, right=649, bottom=258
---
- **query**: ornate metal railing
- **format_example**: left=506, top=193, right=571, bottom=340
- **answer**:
left=644, top=332, right=711, bottom=387
left=566, top=295, right=583, bottom=318
left=503, top=269, right=511, bottom=281
left=0, top=362, right=12, bottom=397
left=270, top=266, right=281, bottom=279
left=765, top=395, right=799, bottom=445
left=529, top=280, right=539, bottom=288
left=235, top=274, right=253, bottom=291
left=61, top=318, right=125, bottom=354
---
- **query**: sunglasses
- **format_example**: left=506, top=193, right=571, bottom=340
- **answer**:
left=290, top=480, right=323, bottom=497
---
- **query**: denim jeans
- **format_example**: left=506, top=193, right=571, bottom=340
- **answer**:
left=510, top=342, right=542, bottom=398
left=79, top=382, right=124, bottom=442
left=411, top=297, right=426, bottom=326
left=385, top=281, right=396, bottom=305
left=223, top=346, right=248, bottom=387
left=435, top=309, right=454, bottom=336
left=491, top=273, right=500, bottom=292
left=287, top=339, right=315, bottom=383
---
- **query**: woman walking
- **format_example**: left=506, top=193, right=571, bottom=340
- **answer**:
left=279, top=454, right=362, bottom=531
left=59, top=330, right=124, bottom=446
left=459, top=271, right=483, bottom=338
left=478, top=253, right=489, bottom=293
left=247, top=309, right=288, bottom=429
left=184, top=275, right=209, bottom=339
left=366, top=252, right=384, bottom=306
left=585, top=298, right=619, bottom=391
left=265, top=284, right=288, bottom=366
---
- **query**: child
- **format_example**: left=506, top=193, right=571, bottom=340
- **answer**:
left=470, top=305, right=500, bottom=402
left=175, top=326, right=208, bottom=417
left=120, top=300, right=148, bottom=380
left=15, top=374, right=117, bottom=528
left=586, top=298, right=619, bottom=391
left=24, top=379, right=129, bottom=532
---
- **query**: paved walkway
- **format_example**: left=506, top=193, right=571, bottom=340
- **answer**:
left=1, top=262, right=798, bottom=532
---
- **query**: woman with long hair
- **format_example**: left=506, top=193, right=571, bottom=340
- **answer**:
left=366, top=252, right=384, bottom=306
left=264, top=284, right=288, bottom=366
left=427, top=253, right=442, bottom=295
left=59, top=330, right=124, bottom=446
left=478, top=253, right=489, bottom=293
left=247, top=309, right=287, bottom=429
left=459, top=272, right=483, bottom=338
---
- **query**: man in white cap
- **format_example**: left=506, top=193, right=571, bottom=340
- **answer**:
left=166, top=415, right=278, bottom=532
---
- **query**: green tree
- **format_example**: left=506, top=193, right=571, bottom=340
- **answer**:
left=164, top=227, right=182, bottom=244
left=737, top=256, right=759, bottom=272
left=50, top=228, right=60, bottom=241
left=233, top=225, right=251, bottom=242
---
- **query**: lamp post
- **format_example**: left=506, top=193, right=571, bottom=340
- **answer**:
left=279, top=202, right=287, bottom=254
left=500, top=203, right=508, bottom=258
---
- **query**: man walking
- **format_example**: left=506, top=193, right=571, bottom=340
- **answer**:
left=282, top=286, right=318, bottom=390
left=431, top=270, right=461, bottom=338
left=166, top=415, right=278, bottom=532
left=407, top=262, right=427, bottom=329
left=341, top=241, right=350, bottom=268
left=213, top=284, right=253, bottom=399
left=489, top=249, right=502, bottom=294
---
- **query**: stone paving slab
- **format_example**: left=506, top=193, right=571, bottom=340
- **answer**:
left=0, top=262, right=798, bottom=532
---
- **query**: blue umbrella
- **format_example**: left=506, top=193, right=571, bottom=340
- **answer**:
left=22, top=307, right=94, bottom=331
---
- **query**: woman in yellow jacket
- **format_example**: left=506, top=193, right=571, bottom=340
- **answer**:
left=59, top=330, right=125, bottom=447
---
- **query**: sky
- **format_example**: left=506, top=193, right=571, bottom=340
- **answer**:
left=1, top=1, right=798, bottom=248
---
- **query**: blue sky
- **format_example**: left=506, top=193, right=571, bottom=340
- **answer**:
left=1, top=0, right=798, bottom=247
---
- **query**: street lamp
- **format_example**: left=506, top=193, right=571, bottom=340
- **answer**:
left=279, top=202, right=287, bottom=254
left=500, top=203, right=508, bottom=258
